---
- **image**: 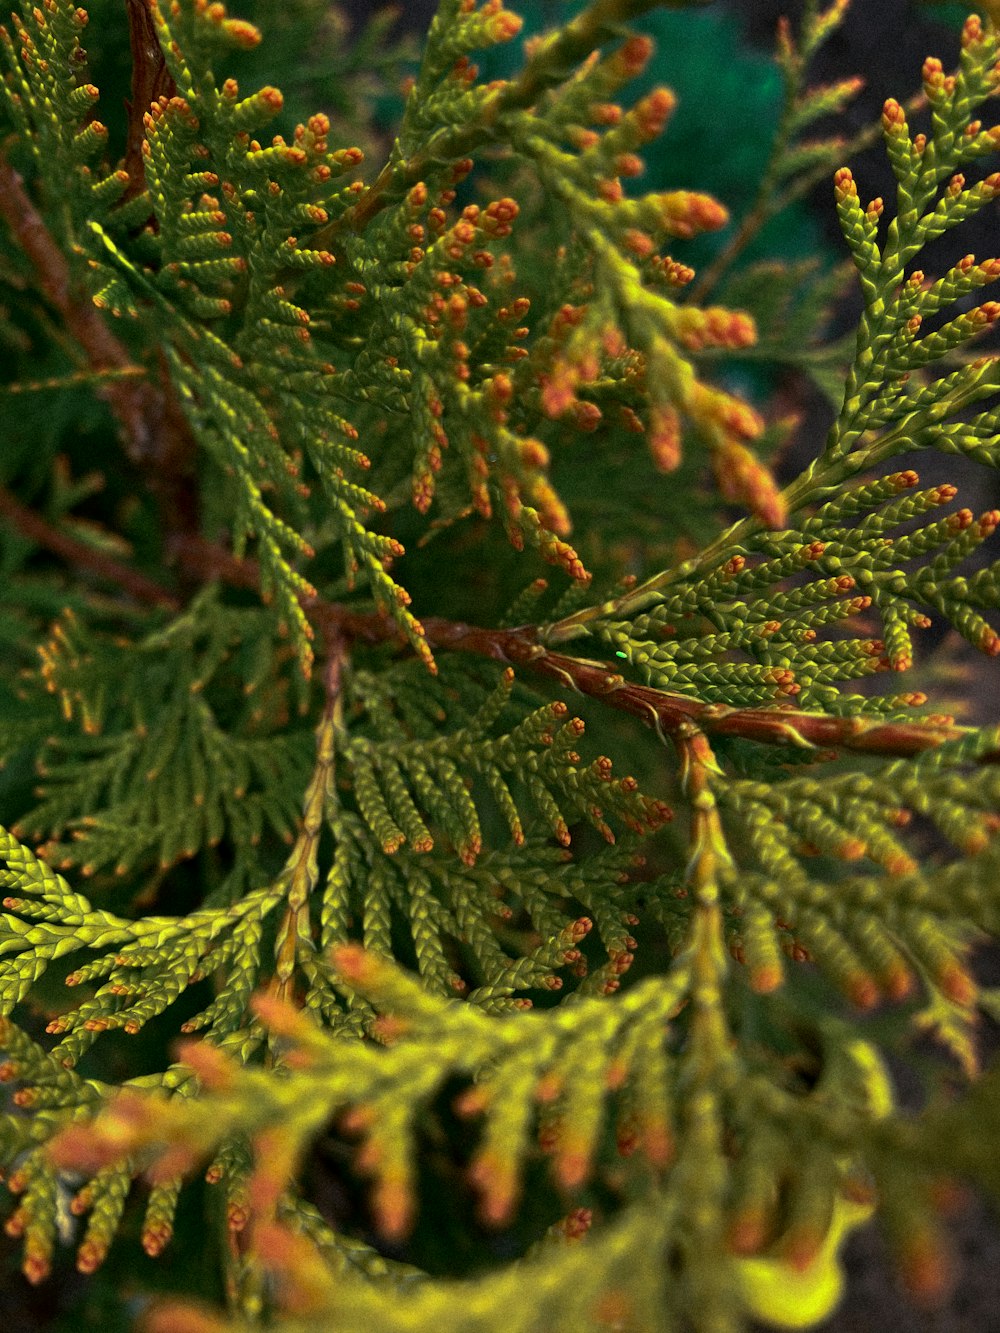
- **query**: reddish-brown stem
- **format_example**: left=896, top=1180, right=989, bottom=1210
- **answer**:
left=406, top=617, right=998, bottom=762
left=5, top=509, right=990, bottom=766
left=0, top=484, right=180, bottom=609
left=0, top=159, right=155, bottom=453
left=122, top=0, right=176, bottom=204
left=171, top=534, right=263, bottom=592
left=0, top=158, right=199, bottom=547
left=171, top=536, right=1000, bottom=764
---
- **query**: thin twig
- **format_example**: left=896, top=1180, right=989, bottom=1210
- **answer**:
left=689, top=87, right=927, bottom=305
left=0, top=485, right=179, bottom=609
left=0, top=157, right=158, bottom=458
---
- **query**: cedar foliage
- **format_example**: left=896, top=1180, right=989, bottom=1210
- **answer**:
left=1, top=1, right=1000, bottom=1329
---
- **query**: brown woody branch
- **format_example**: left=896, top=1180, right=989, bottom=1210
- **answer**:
left=0, top=485, right=180, bottom=609
left=3, top=503, right=989, bottom=764
left=404, top=617, right=999, bottom=763
left=3, top=491, right=990, bottom=760
left=122, top=0, right=176, bottom=204
left=0, top=157, right=157, bottom=456
left=170, top=537, right=998, bottom=765
left=0, top=158, right=199, bottom=546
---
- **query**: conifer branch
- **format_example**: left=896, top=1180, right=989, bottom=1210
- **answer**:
left=305, top=0, right=712, bottom=247
left=269, top=637, right=345, bottom=1005
left=171, top=535, right=997, bottom=763
left=3, top=4, right=1000, bottom=1319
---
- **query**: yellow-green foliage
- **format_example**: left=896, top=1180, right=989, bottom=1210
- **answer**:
left=1, top=2, right=1000, bottom=1330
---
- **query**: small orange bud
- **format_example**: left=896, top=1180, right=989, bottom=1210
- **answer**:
left=882, top=97, right=907, bottom=136
left=617, top=35, right=653, bottom=76
left=834, top=167, right=857, bottom=201
left=634, top=87, right=676, bottom=138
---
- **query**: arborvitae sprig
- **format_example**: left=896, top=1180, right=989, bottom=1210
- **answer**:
left=14, top=589, right=314, bottom=883
left=544, top=20, right=1000, bottom=694
left=2, top=2, right=1000, bottom=1331
left=565, top=466, right=1000, bottom=709
left=714, top=742, right=1000, bottom=1017
left=0, top=1, right=129, bottom=226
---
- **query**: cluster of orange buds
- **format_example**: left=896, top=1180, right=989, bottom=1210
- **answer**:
left=466, top=433, right=493, bottom=519
left=33, top=610, right=104, bottom=737
left=411, top=386, right=449, bottom=514
left=608, top=34, right=654, bottom=82
left=577, top=85, right=678, bottom=189
left=636, top=331, right=780, bottom=527
left=632, top=86, right=677, bottom=141
left=687, top=384, right=764, bottom=445
left=647, top=402, right=682, bottom=472
left=47, top=1087, right=181, bottom=1177
left=189, top=0, right=263, bottom=49
left=832, top=165, right=859, bottom=205
left=4, top=1199, right=52, bottom=1284
left=291, top=112, right=330, bottom=158
left=409, top=198, right=519, bottom=314
left=455, top=0, right=523, bottom=45
left=501, top=476, right=589, bottom=580
left=250, top=1221, right=338, bottom=1317
left=350, top=1112, right=416, bottom=1241
left=469, top=1141, right=521, bottom=1227
left=537, top=304, right=605, bottom=420
left=525, top=469, right=571, bottom=538
left=881, top=96, right=909, bottom=140
left=962, top=12, right=987, bottom=50
left=652, top=189, right=729, bottom=240
left=921, top=55, right=956, bottom=103
left=479, top=195, right=520, bottom=238
left=710, top=434, right=786, bottom=531
left=648, top=255, right=696, bottom=287
left=144, top=93, right=200, bottom=141
left=218, top=78, right=284, bottom=135
left=664, top=305, right=757, bottom=353
left=246, top=1121, right=303, bottom=1225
